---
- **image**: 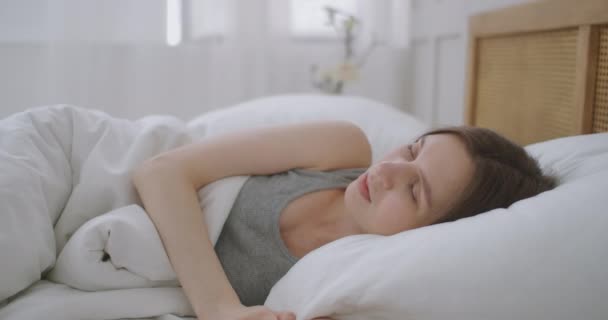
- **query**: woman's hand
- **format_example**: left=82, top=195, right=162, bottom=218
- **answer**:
left=214, top=305, right=296, bottom=320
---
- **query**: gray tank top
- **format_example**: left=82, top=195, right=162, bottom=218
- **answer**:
left=214, top=168, right=365, bottom=306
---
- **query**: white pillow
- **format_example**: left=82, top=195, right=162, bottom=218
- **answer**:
left=188, top=94, right=428, bottom=163
left=265, top=132, right=608, bottom=320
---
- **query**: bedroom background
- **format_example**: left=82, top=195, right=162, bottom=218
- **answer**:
left=0, top=0, right=528, bottom=125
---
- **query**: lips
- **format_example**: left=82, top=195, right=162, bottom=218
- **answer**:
left=358, top=172, right=371, bottom=202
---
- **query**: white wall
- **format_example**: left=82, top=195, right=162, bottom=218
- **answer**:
left=0, top=0, right=164, bottom=44
left=0, top=0, right=410, bottom=121
left=408, top=0, right=533, bottom=126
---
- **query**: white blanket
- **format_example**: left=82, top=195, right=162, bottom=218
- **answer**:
left=0, top=104, right=247, bottom=319
left=48, top=176, right=245, bottom=291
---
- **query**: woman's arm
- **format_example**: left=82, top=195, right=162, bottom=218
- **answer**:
left=143, top=121, right=371, bottom=189
left=132, top=121, right=371, bottom=320
left=133, top=166, right=242, bottom=319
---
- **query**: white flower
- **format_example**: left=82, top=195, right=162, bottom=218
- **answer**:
left=330, top=63, right=359, bottom=82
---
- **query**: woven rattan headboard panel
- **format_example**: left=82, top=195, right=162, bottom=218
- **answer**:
left=595, top=25, right=608, bottom=132
left=466, top=0, right=608, bottom=145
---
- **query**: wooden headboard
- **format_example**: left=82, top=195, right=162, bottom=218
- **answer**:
left=466, top=0, right=608, bottom=145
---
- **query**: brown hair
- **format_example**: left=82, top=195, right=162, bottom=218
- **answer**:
left=421, top=126, right=558, bottom=224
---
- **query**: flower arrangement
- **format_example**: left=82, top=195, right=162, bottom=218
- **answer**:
left=310, top=6, right=379, bottom=95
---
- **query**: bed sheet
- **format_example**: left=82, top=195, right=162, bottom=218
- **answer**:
left=1, top=280, right=194, bottom=320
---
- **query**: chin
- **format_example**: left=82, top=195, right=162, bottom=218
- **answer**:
left=343, top=182, right=359, bottom=209
left=347, top=180, right=364, bottom=198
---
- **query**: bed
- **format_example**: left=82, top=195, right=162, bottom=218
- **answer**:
left=466, top=0, right=608, bottom=144
left=1, top=0, right=608, bottom=319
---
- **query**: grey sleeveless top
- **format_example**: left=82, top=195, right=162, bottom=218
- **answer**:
left=214, top=168, right=365, bottom=306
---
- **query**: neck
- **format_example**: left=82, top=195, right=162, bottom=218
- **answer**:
left=282, top=188, right=363, bottom=259
left=314, top=190, right=362, bottom=243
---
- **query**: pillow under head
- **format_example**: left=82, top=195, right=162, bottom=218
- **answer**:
left=266, top=132, right=608, bottom=320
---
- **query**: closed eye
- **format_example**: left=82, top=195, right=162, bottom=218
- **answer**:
left=407, top=144, right=421, bottom=204
left=410, top=183, right=418, bottom=202
left=407, top=144, right=415, bottom=160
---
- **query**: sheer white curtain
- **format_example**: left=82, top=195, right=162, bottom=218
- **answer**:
left=0, top=0, right=411, bottom=120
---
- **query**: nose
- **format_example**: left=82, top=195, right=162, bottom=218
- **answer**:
left=372, top=160, right=418, bottom=190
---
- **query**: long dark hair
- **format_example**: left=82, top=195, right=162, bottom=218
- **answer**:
left=421, top=126, right=557, bottom=224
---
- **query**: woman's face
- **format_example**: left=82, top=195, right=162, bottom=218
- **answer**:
left=344, top=133, right=475, bottom=235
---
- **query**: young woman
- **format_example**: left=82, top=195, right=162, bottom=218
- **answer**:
left=132, top=121, right=556, bottom=320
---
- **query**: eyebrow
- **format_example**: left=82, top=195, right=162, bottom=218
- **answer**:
left=417, top=136, right=433, bottom=209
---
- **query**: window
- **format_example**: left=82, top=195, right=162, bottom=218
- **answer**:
left=166, top=0, right=227, bottom=46
left=166, top=0, right=182, bottom=46
left=188, top=0, right=227, bottom=40
left=289, top=0, right=358, bottom=37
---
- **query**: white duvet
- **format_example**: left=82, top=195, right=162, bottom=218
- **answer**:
left=0, top=95, right=428, bottom=320
left=0, top=104, right=247, bottom=319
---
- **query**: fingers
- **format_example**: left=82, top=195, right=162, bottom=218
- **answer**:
left=257, top=309, right=281, bottom=320
left=244, top=306, right=285, bottom=320
left=276, top=311, right=296, bottom=320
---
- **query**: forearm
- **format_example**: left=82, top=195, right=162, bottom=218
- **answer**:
left=133, top=164, right=241, bottom=320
